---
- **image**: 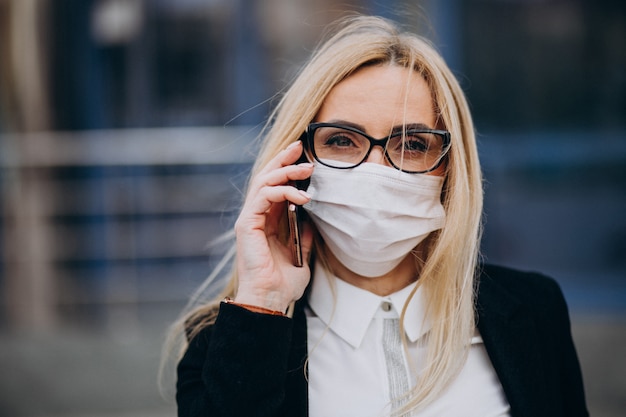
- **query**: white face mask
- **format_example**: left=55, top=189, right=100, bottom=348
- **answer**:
left=303, top=162, right=446, bottom=278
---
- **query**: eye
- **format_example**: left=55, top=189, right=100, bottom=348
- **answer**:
left=312, top=126, right=368, bottom=165
left=389, top=132, right=431, bottom=154
left=402, top=135, right=429, bottom=152
left=315, top=127, right=365, bottom=152
left=324, top=133, right=357, bottom=148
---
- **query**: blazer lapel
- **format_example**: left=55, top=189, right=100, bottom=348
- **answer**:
left=477, top=270, right=550, bottom=417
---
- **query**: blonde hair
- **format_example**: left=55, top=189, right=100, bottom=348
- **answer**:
left=162, top=15, right=483, bottom=414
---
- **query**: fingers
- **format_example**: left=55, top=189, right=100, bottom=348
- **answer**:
left=248, top=184, right=310, bottom=216
left=260, top=140, right=308, bottom=173
left=242, top=187, right=310, bottom=232
left=237, top=141, right=313, bottom=235
left=253, top=163, right=313, bottom=193
left=254, top=142, right=312, bottom=187
left=244, top=142, right=314, bottom=215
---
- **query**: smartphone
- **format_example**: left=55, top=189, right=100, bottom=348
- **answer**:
left=287, top=203, right=303, bottom=267
left=287, top=147, right=311, bottom=267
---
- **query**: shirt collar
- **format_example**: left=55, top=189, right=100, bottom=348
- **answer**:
left=307, top=262, right=432, bottom=348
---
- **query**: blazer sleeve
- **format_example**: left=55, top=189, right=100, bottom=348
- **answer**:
left=547, top=277, right=589, bottom=416
left=176, top=302, right=295, bottom=417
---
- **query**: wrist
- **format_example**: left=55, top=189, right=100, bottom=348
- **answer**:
left=223, top=297, right=287, bottom=316
left=232, top=290, right=291, bottom=315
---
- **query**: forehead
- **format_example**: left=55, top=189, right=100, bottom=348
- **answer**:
left=316, top=65, right=435, bottom=134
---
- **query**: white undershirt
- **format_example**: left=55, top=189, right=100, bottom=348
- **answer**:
left=306, top=265, right=511, bottom=417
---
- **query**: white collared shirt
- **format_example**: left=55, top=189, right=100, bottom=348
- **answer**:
left=305, top=265, right=511, bottom=417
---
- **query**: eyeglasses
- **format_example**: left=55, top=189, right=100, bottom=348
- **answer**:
left=303, top=122, right=451, bottom=173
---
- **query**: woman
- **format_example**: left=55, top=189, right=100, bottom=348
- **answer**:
left=172, top=16, right=588, bottom=417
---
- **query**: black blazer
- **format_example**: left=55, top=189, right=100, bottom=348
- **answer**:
left=176, top=264, right=589, bottom=417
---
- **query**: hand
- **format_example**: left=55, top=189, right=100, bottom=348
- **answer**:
left=233, top=141, right=314, bottom=312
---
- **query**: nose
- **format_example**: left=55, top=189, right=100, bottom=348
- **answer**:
left=365, top=145, right=389, bottom=166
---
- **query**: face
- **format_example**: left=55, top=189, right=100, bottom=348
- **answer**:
left=315, top=64, right=445, bottom=176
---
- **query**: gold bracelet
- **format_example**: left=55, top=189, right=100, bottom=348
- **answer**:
left=223, top=298, right=286, bottom=316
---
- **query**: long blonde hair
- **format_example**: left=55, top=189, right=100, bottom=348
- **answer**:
left=162, top=15, right=483, bottom=414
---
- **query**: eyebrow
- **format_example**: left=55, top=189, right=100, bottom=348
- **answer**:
left=324, top=119, right=434, bottom=134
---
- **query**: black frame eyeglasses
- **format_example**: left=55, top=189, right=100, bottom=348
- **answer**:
left=302, top=122, right=451, bottom=174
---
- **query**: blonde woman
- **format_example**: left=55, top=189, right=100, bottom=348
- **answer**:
left=173, top=16, right=587, bottom=417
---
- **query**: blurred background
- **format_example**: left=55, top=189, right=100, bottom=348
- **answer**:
left=0, top=0, right=624, bottom=416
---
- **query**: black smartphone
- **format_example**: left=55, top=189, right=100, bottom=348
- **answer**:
left=287, top=147, right=311, bottom=267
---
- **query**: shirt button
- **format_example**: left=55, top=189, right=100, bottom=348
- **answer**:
left=381, top=301, right=392, bottom=312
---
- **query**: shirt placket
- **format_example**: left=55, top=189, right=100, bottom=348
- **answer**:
left=379, top=301, right=410, bottom=416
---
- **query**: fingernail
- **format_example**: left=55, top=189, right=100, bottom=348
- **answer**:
left=298, top=190, right=312, bottom=199
left=299, top=162, right=314, bottom=168
left=286, top=141, right=301, bottom=150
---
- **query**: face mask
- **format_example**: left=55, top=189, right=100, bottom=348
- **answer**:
left=303, top=162, right=446, bottom=278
